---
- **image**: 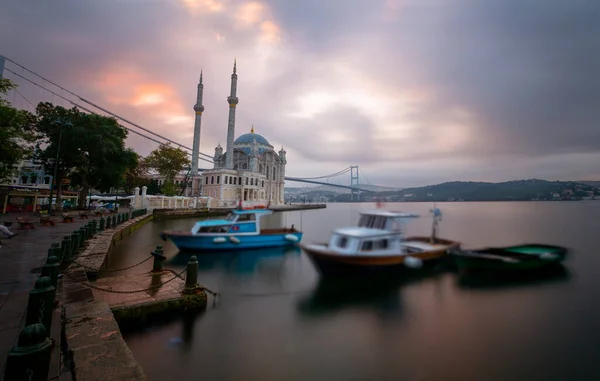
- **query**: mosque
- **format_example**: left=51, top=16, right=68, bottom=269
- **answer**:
left=189, top=61, right=287, bottom=206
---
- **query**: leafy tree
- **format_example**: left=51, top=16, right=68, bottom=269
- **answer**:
left=35, top=102, right=138, bottom=208
left=144, top=143, right=190, bottom=196
left=123, top=153, right=150, bottom=194
left=0, top=78, right=39, bottom=182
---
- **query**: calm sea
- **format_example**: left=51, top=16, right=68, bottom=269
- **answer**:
left=109, top=202, right=600, bottom=381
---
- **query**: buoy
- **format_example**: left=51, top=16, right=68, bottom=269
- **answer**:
left=404, top=256, right=423, bottom=269
left=229, top=236, right=241, bottom=244
left=285, top=234, right=299, bottom=242
left=213, top=237, right=226, bottom=243
left=540, top=252, right=558, bottom=261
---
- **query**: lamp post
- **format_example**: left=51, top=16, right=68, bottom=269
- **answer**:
left=47, top=118, right=73, bottom=214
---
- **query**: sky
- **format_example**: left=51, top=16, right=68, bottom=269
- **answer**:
left=1, top=0, right=599, bottom=187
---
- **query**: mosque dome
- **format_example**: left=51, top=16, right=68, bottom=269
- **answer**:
left=234, top=133, right=271, bottom=146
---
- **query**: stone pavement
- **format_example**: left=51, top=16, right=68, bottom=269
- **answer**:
left=0, top=212, right=102, bottom=376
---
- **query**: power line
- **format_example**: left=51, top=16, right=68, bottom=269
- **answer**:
left=4, top=57, right=214, bottom=160
left=3, top=66, right=214, bottom=164
left=13, top=87, right=35, bottom=109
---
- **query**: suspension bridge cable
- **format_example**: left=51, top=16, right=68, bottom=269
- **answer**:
left=292, top=166, right=352, bottom=180
left=3, top=67, right=215, bottom=164
left=4, top=58, right=214, bottom=160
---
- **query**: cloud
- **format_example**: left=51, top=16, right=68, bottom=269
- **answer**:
left=1, top=0, right=599, bottom=187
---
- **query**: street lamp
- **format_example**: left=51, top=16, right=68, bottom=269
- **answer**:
left=47, top=118, right=73, bottom=214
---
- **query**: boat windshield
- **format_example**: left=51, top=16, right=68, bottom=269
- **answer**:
left=225, top=213, right=237, bottom=222
left=358, top=215, right=388, bottom=230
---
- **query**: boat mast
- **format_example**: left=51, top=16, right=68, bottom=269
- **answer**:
left=430, top=206, right=442, bottom=243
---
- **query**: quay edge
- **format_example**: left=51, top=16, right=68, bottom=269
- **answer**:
left=60, top=212, right=207, bottom=381
left=152, top=203, right=327, bottom=220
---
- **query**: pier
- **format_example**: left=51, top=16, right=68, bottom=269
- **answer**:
left=1, top=209, right=208, bottom=381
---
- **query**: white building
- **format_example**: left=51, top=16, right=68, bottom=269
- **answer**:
left=190, top=61, right=287, bottom=206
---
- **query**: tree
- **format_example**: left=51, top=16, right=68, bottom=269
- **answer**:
left=123, top=153, right=150, bottom=194
left=0, top=78, right=38, bottom=182
left=144, top=143, right=190, bottom=196
left=35, top=102, right=138, bottom=208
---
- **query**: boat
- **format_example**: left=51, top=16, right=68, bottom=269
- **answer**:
left=450, top=244, right=568, bottom=272
left=300, top=207, right=461, bottom=276
left=160, top=209, right=302, bottom=252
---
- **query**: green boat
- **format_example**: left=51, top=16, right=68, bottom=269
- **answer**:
left=451, top=244, right=568, bottom=272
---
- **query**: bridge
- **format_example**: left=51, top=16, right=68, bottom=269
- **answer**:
left=0, top=56, right=397, bottom=200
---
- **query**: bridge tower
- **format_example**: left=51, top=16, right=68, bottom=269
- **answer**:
left=350, top=165, right=360, bottom=201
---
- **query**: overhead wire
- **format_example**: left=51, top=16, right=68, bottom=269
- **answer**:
left=3, top=66, right=214, bottom=164
left=4, top=58, right=214, bottom=160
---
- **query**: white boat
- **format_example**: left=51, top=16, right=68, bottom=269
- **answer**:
left=300, top=208, right=460, bottom=276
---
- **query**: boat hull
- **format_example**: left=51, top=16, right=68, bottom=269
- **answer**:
left=301, top=236, right=460, bottom=277
left=162, top=230, right=303, bottom=252
left=452, top=244, right=567, bottom=272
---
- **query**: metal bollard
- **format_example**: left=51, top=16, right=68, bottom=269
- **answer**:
left=78, top=228, right=85, bottom=248
left=151, top=245, right=166, bottom=272
left=41, top=256, right=60, bottom=288
left=3, top=323, right=53, bottom=381
left=71, top=231, right=80, bottom=257
left=99, top=216, right=105, bottom=231
left=47, top=242, right=60, bottom=261
left=25, top=277, right=55, bottom=336
left=92, top=219, right=97, bottom=235
left=184, top=256, right=199, bottom=293
left=112, top=215, right=117, bottom=226
left=61, top=236, right=71, bottom=262
left=106, top=215, right=111, bottom=229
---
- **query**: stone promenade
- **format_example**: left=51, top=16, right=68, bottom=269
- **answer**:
left=0, top=212, right=101, bottom=376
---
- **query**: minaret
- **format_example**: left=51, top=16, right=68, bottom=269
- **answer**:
left=191, top=71, right=205, bottom=174
left=225, top=60, right=239, bottom=169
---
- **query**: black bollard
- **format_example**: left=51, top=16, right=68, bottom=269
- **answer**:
left=99, top=216, right=105, bottom=231
left=106, top=215, right=111, bottom=229
left=61, top=236, right=71, bottom=262
left=3, top=323, right=52, bottom=381
left=78, top=228, right=85, bottom=248
left=41, top=256, right=60, bottom=289
left=112, top=214, right=116, bottom=226
left=91, top=219, right=97, bottom=235
left=184, top=256, right=199, bottom=293
left=71, top=231, right=80, bottom=257
left=25, top=277, right=55, bottom=336
left=151, top=245, right=166, bottom=273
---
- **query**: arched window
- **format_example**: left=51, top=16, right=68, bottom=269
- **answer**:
left=259, top=164, right=263, bottom=173
left=225, top=176, right=228, bottom=184
left=211, top=176, right=214, bottom=184
left=266, top=166, right=270, bottom=179
left=245, top=177, right=249, bottom=185
left=262, top=180, right=264, bottom=187
left=243, top=163, right=248, bottom=169
left=234, top=164, right=239, bottom=170
left=272, top=167, right=276, bottom=181
left=217, top=176, right=220, bottom=184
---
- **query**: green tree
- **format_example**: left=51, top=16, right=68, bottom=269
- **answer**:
left=35, top=102, right=138, bottom=208
left=144, top=143, right=190, bottom=196
left=0, top=78, right=38, bottom=182
left=123, top=153, right=150, bottom=194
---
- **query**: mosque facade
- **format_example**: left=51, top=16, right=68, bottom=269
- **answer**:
left=190, top=61, right=287, bottom=206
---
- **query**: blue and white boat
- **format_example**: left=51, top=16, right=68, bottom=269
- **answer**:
left=160, top=209, right=303, bottom=252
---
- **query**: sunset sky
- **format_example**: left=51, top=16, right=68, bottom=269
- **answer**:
left=2, top=0, right=599, bottom=187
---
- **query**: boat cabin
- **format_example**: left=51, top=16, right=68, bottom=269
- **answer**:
left=357, top=210, right=419, bottom=231
left=327, top=227, right=404, bottom=255
left=191, top=209, right=273, bottom=235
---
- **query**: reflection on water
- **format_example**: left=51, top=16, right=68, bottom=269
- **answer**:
left=168, top=246, right=301, bottom=275
left=457, top=264, right=571, bottom=289
left=119, top=202, right=600, bottom=381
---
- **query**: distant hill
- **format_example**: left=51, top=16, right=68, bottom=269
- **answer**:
left=392, top=179, right=599, bottom=201
left=579, top=181, right=600, bottom=188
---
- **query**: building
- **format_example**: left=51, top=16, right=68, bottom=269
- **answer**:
left=193, top=61, right=287, bottom=206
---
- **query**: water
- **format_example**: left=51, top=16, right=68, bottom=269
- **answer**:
left=112, top=202, right=600, bottom=381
